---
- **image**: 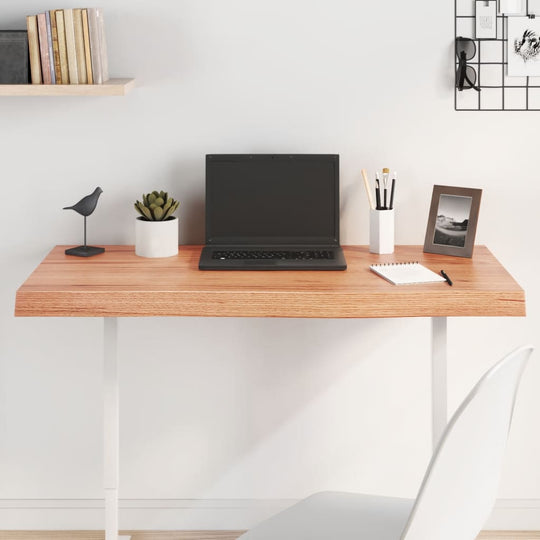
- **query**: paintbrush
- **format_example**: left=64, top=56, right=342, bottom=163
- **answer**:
left=382, top=167, right=390, bottom=209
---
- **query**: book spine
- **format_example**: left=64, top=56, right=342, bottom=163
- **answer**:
left=49, top=10, right=62, bottom=84
left=81, top=9, right=94, bottom=84
left=45, top=11, right=56, bottom=84
left=63, top=9, right=79, bottom=84
left=73, top=8, right=87, bottom=84
left=36, top=13, right=52, bottom=85
left=26, top=15, right=42, bottom=84
left=96, top=8, right=109, bottom=82
left=86, top=8, right=102, bottom=84
left=55, top=10, right=70, bottom=84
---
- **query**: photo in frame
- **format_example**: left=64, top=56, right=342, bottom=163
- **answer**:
left=507, top=16, right=540, bottom=76
left=423, top=185, right=482, bottom=258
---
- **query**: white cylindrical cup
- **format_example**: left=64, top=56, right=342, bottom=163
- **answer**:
left=135, top=217, right=179, bottom=258
left=369, top=209, right=394, bottom=254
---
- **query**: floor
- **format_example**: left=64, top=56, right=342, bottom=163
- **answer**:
left=0, top=532, right=539, bottom=540
left=478, top=535, right=540, bottom=540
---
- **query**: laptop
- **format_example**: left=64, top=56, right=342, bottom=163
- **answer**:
left=199, top=154, right=347, bottom=270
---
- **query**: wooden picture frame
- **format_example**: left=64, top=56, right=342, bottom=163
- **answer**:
left=423, top=185, right=482, bottom=258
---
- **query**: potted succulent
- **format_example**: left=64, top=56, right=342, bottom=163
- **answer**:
left=134, top=190, right=180, bottom=258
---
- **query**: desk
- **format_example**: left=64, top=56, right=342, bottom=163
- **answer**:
left=15, top=245, right=525, bottom=540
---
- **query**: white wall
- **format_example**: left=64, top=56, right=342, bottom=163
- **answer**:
left=1, top=0, right=539, bottom=531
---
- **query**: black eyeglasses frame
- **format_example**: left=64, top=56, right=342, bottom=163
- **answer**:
left=456, top=37, right=481, bottom=92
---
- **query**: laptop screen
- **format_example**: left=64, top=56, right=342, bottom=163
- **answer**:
left=205, top=154, right=339, bottom=245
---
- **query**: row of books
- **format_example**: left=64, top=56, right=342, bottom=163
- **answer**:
left=26, top=8, right=109, bottom=85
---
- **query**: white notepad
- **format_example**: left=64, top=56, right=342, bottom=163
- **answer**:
left=370, top=262, right=446, bottom=285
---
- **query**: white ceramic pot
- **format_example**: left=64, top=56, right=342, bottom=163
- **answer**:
left=135, top=217, right=179, bottom=258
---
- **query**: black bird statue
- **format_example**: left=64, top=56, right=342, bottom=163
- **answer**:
left=63, top=187, right=105, bottom=257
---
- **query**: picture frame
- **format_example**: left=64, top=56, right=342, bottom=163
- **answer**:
left=423, top=185, right=482, bottom=258
left=507, top=16, right=540, bottom=77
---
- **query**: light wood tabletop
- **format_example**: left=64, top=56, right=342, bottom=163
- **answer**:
left=14, top=245, right=525, bottom=319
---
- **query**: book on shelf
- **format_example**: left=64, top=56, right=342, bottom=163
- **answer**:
left=23, top=6, right=110, bottom=85
left=0, top=30, right=29, bottom=84
left=55, top=10, right=69, bottom=84
left=73, top=8, right=87, bottom=84
left=96, top=7, right=109, bottom=82
left=49, top=9, right=62, bottom=83
left=86, top=8, right=102, bottom=83
left=44, top=12, right=56, bottom=84
left=86, top=7, right=109, bottom=83
left=36, top=13, right=52, bottom=84
left=63, top=8, right=79, bottom=84
left=26, top=16, right=42, bottom=84
left=81, top=9, right=94, bottom=84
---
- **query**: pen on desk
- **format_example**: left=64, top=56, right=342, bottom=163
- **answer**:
left=389, top=171, right=396, bottom=210
left=375, top=172, right=381, bottom=210
left=361, top=169, right=375, bottom=210
left=440, top=269, right=453, bottom=286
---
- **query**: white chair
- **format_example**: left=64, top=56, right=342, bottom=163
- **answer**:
left=239, top=345, right=534, bottom=540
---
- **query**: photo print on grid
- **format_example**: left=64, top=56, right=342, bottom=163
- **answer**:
left=433, top=194, right=472, bottom=247
left=508, top=16, right=540, bottom=76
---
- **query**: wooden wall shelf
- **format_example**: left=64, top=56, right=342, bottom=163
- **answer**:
left=0, top=77, right=135, bottom=96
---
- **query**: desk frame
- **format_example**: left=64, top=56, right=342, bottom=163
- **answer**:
left=99, top=317, right=449, bottom=540
left=15, top=245, right=525, bottom=540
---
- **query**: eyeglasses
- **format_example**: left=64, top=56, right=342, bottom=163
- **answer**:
left=456, top=37, right=481, bottom=92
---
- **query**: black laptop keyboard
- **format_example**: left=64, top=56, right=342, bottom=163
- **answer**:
left=212, top=250, right=335, bottom=261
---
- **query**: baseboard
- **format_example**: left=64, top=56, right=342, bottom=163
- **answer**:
left=0, top=499, right=293, bottom=530
left=486, top=500, right=540, bottom=531
left=0, top=498, right=538, bottom=531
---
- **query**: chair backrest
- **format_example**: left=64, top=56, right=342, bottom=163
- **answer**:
left=401, top=345, right=534, bottom=540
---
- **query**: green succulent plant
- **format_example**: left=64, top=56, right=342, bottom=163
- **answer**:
left=134, top=191, right=179, bottom=221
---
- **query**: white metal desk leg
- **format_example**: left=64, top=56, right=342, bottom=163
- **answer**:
left=104, top=318, right=130, bottom=540
left=431, top=317, right=448, bottom=450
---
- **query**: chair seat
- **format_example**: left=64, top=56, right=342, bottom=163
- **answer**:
left=239, top=347, right=534, bottom=540
left=239, top=491, right=415, bottom=540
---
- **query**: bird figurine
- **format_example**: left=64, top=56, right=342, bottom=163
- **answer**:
left=63, top=186, right=103, bottom=216
left=63, top=187, right=105, bottom=257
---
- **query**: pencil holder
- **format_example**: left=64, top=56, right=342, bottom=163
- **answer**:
left=369, top=209, right=394, bottom=254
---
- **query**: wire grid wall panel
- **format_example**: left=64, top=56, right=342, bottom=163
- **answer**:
left=455, top=0, right=540, bottom=110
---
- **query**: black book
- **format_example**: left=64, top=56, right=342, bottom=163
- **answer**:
left=0, top=30, right=29, bottom=84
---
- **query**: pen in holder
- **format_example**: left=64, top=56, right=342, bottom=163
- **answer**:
left=369, top=208, right=394, bottom=254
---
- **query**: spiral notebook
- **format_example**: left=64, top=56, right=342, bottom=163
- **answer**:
left=370, top=262, right=446, bottom=285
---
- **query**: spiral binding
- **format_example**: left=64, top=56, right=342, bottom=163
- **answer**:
left=371, top=261, right=419, bottom=267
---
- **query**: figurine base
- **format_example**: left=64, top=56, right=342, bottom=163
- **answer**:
left=65, top=246, right=105, bottom=257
